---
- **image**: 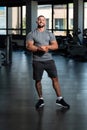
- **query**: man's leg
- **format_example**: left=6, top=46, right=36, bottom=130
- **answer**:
left=35, top=80, right=43, bottom=98
left=35, top=80, right=44, bottom=109
left=51, top=77, right=62, bottom=97
left=51, top=77, right=70, bottom=109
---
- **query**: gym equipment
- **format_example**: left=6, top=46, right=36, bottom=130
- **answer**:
left=0, top=51, right=5, bottom=68
left=57, top=28, right=87, bottom=61
left=67, top=28, right=82, bottom=46
left=0, top=35, right=12, bottom=67
left=5, top=35, right=12, bottom=65
left=83, top=28, right=87, bottom=47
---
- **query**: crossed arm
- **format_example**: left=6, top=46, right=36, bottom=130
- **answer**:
left=26, top=40, right=58, bottom=53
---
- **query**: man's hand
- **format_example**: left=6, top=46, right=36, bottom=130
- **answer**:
left=37, top=46, right=48, bottom=52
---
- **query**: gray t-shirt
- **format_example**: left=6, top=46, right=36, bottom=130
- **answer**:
left=26, top=29, right=56, bottom=61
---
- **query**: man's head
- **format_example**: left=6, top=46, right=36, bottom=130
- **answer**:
left=36, top=15, right=46, bottom=28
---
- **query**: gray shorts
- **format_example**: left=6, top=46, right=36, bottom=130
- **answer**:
left=32, top=60, right=58, bottom=81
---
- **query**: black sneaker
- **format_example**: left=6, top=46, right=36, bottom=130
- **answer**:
left=35, top=99, right=44, bottom=109
left=56, top=98, right=70, bottom=109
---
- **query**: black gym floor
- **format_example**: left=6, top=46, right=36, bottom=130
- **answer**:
left=0, top=50, right=87, bottom=130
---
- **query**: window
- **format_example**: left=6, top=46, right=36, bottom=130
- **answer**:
left=0, top=6, right=26, bottom=35
left=38, top=4, right=74, bottom=36
left=0, top=7, right=6, bottom=34
left=68, top=3, right=73, bottom=30
left=55, top=19, right=65, bottom=29
left=46, top=18, right=49, bottom=29
left=22, top=6, right=26, bottom=35
left=8, top=7, right=21, bottom=35
left=84, top=2, right=87, bottom=29
left=53, top=5, right=67, bottom=36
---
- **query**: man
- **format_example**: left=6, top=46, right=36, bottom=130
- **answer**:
left=26, top=15, right=70, bottom=109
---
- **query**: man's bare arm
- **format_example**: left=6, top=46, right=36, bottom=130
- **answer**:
left=40, top=40, right=58, bottom=52
left=47, top=40, right=58, bottom=50
left=26, top=41, right=38, bottom=52
left=26, top=40, right=45, bottom=52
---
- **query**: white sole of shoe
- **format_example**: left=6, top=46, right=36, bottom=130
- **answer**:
left=56, top=103, right=69, bottom=108
left=39, top=103, right=45, bottom=108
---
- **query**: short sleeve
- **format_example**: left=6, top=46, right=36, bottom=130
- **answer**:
left=48, top=31, right=56, bottom=42
left=26, top=32, right=34, bottom=42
